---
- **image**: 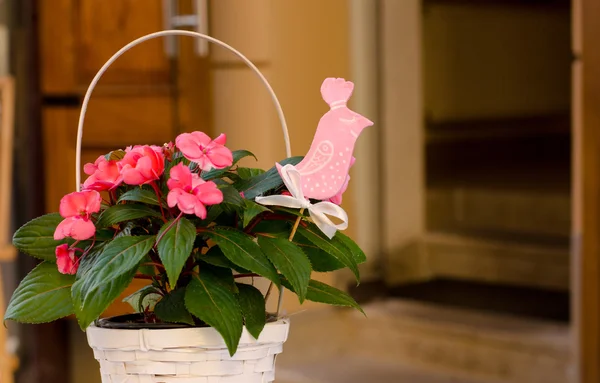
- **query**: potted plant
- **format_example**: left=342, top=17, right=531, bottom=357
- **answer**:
left=4, top=31, right=372, bottom=382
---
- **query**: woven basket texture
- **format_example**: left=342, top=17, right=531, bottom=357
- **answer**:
left=87, top=319, right=290, bottom=383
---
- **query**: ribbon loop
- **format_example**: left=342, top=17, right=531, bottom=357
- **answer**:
left=255, top=164, right=349, bottom=239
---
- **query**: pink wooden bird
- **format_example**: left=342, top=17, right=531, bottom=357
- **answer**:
left=282, top=78, right=373, bottom=201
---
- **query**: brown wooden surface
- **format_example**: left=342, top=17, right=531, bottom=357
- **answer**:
left=38, top=0, right=211, bottom=325
left=39, top=0, right=169, bottom=95
left=176, top=0, right=213, bottom=135
left=0, top=76, right=16, bottom=383
left=580, top=0, right=600, bottom=381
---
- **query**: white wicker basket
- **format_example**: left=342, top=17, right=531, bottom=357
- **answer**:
left=87, top=319, right=290, bottom=383
left=77, top=30, right=294, bottom=382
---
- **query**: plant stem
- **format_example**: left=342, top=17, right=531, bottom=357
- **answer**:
left=244, top=214, right=263, bottom=233
left=79, top=236, right=96, bottom=258
left=233, top=273, right=259, bottom=279
left=141, top=262, right=165, bottom=270
left=264, top=281, right=274, bottom=302
left=150, top=182, right=168, bottom=221
left=134, top=274, right=154, bottom=280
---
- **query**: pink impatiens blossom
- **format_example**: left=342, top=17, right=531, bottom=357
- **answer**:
left=54, top=190, right=101, bottom=241
left=82, top=155, right=122, bottom=191
left=54, top=217, right=96, bottom=241
left=119, top=145, right=165, bottom=185
left=55, top=244, right=78, bottom=275
left=175, top=132, right=233, bottom=171
left=166, top=163, right=223, bottom=219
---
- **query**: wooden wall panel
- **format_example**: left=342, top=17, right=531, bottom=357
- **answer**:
left=579, top=0, right=600, bottom=381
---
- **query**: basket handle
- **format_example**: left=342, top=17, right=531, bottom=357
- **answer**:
left=76, top=30, right=291, bottom=191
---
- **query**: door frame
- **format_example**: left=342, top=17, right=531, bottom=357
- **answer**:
left=577, top=1, right=600, bottom=382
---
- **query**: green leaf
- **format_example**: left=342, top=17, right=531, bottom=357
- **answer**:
left=155, top=288, right=194, bottom=325
left=199, top=246, right=250, bottom=274
left=220, top=185, right=244, bottom=211
left=237, top=167, right=265, bottom=179
left=234, top=156, right=303, bottom=200
left=104, top=150, right=126, bottom=161
left=4, top=262, right=75, bottom=323
left=197, top=205, right=223, bottom=227
left=231, top=149, right=257, bottom=163
left=297, top=225, right=359, bottom=283
left=12, top=213, right=65, bottom=261
left=157, top=218, right=196, bottom=287
left=137, top=254, right=156, bottom=275
left=236, top=283, right=266, bottom=339
left=242, top=200, right=271, bottom=228
left=335, top=232, right=367, bottom=264
left=71, top=235, right=155, bottom=329
left=118, top=188, right=165, bottom=207
left=96, top=204, right=162, bottom=228
left=123, top=285, right=162, bottom=313
left=272, top=206, right=309, bottom=217
left=185, top=269, right=243, bottom=356
left=205, top=228, right=279, bottom=286
left=200, top=246, right=238, bottom=268
left=290, top=231, right=365, bottom=272
left=257, top=236, right=311, bottom=303
left=202, top=150, right=257, bottom=180
left=221, top=172, right=241, bottom=182
left=202, top=264, right=238, bottom=293
left=251, top=220, right=290, bottom=237
left=95, top=229, right=116, bottom=241
left=75, top=244, right=104, bottom=280
left=294, top=235, right=343, bottom=272
left=281, top=278, right=364, bottom=314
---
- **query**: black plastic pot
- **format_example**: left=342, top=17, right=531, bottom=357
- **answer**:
left=95, top=314, right=197, bottom=330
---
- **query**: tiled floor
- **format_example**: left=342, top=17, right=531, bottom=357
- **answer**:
left=277, top=357, right=481, bottom=383
left=275, top=300, right=572, bottom=383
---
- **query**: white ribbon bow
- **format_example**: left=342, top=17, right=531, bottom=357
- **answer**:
left=255, top=164, right=349, bottom=239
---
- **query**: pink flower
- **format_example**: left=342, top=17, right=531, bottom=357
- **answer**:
left=167, top=163, right=223, bottom=219
left=175, top=132, right=233, bottom=171
left=82, top=155, right=122, bottom=191
left=58, top=190, right=102, bottom=219
left=54, top=190, right=101, bottom=241
left=327, top=156, right=355, bottom=205
left=119, top=145, right=165, bottom=185
left=54, top=217, right=97, bottom=241
left=55, top=244, right=78, bottom=275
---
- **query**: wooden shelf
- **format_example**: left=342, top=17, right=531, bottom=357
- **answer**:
left=384, top=231, right=569, bottom=291
left=424, top=0, right=570, bottom=8
left=427, top=187, right=570, bottom=238
left=425, top=114, right=570, bottom=144
left=426, top=121, right=571, bottom=191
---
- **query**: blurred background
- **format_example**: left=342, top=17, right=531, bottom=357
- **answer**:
left=1, top=0, right=600, bottom=382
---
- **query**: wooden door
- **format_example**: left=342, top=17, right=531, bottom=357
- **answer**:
left=578, top=1, right=600, bottom=382
left=38, top=0, right=210, bottom=317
